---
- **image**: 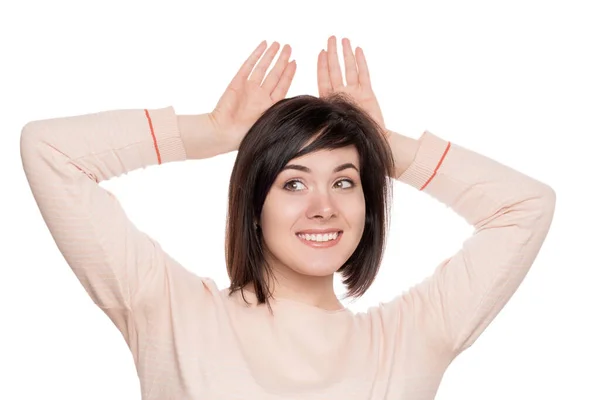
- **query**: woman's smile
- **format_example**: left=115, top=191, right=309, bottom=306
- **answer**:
left=296, top=231, right=344, bottom=248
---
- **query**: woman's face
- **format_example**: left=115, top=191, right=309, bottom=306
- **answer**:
left=260, top=145, right=366, bottom=277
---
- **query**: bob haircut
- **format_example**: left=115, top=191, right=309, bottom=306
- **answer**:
left=225, top=93, right=396, bottom=310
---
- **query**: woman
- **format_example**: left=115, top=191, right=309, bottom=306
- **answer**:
left=20, top=36, right=556, bottom=399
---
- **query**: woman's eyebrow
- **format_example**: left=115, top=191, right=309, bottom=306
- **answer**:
left=282, top=162, right=359, bottom=173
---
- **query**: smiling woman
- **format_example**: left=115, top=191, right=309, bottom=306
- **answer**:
left=225, top=93, right=395, bottom=311
left=19, top=36, right=556, bottom=399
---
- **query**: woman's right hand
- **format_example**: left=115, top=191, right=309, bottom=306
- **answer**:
left=209, top=41, right=296, bottom=151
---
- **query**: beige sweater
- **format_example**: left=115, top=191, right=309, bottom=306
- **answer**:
left=20, top=106, right=556, bottom=399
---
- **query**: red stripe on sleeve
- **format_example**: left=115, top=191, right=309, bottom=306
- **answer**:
left=144, top=109, right=162, bottom=164
left=420, top=141, right=451, bottom=191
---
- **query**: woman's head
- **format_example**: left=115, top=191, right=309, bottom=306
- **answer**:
left=225, top=93, right=395, bottom=308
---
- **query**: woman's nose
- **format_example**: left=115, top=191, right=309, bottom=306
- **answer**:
left=306, top=191, right=337, bottom=220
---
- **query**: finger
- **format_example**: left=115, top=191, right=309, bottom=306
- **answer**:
left=271, top=60, right=297, bottom=101
left=317, top=50, right=333, bottom=97
left=262, top=44, right=292, bottom=93
left=326, top=35, right=344, bottom=89
left=229, top=40, right=268, bottom=89
left=249, top=41, right=281, bottom=84
left=355, top=46, right=372, bottom=88
left=342, top=38, right=358, bottom=87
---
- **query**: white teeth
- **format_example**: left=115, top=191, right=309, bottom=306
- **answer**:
left=297, top=232, right=340, bottom=242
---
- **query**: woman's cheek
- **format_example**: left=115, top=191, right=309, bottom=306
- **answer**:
left=262, top=192, right=304, bottom=230
left=279, top=197, right=306, bottom=219
left=345, top=192, right=366, bottom=219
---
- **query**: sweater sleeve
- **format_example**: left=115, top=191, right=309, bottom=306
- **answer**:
left=394, top=130, right=556, bottom=357
left=20, top=106, right=191, bottom=316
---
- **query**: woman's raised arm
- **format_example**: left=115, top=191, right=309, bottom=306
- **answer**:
left=317, top=36, right=556, bottom=358
left=19, top=40, right=296, bottom=337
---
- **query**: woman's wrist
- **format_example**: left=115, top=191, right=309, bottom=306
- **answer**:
left=178, top=113, right=234, bottom=160
left=386, top=129, right=419, bottom=179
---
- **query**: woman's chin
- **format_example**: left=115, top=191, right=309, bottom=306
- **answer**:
left=290, top=258, right=345, bottom=277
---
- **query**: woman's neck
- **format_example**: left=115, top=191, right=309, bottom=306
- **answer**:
left=243, top=271, right=344, bottom=311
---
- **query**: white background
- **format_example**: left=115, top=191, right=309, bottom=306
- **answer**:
left=2, top=0, right=598, bottom=398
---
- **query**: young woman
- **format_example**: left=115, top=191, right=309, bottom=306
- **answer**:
left=20, top=36, right=556, bottom=399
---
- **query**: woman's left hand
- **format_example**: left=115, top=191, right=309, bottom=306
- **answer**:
left=317, top=36, right=386, bottom=129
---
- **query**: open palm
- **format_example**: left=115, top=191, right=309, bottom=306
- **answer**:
left=317, top=36, right=385, bottom=129
left=210, top=41, right=297, bottom=151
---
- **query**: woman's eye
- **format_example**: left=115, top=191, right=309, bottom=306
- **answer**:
left=283, top=179, right=354, bottom=191
left=335, top=179, right=355, bottom=189
left=283, top=180, right=306, bottom=191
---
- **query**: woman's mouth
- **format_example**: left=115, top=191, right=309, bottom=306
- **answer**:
left=295, top=231, right=343, bottom=248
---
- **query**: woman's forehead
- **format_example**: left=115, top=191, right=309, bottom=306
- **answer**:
left=288, top=145, right=359, bottom=166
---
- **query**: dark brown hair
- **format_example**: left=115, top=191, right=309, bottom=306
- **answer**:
left=225, top=93, right=395, bottom=310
